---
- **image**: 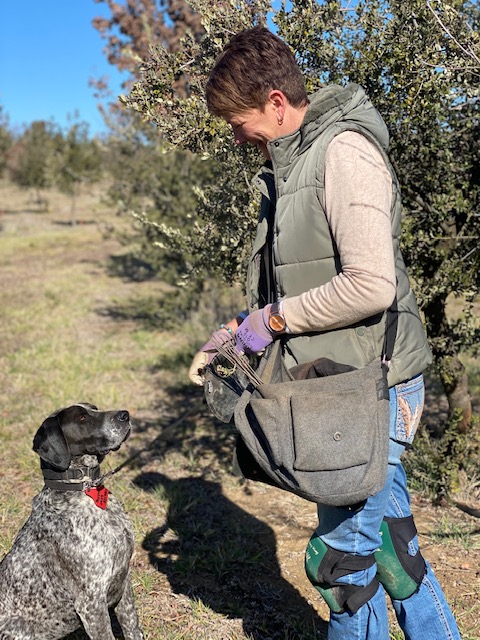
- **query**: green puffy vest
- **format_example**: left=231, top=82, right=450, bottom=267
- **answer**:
left=245, top=84, right=432, bottom=386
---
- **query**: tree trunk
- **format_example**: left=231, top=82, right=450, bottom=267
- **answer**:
left=436, top=353, right=473, bottom=434
left=423, top=295, right=473, bottom=434
left=70, top=188, right=77, bottom=226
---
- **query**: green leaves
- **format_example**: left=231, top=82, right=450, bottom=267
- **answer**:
left=119, top=0, right=479, bottom=359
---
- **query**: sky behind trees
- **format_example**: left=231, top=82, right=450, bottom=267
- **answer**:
left=0, top=1, right=127, bottom=135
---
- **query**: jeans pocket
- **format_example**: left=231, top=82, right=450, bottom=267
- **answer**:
left=393, top=374, right=424, bottom=445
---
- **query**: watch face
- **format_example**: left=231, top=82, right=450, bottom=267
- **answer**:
left=269, top=313, right=286, bottom=333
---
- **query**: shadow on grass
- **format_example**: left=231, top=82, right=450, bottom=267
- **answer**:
left=96, top=288, right=193, bottom=332
left=128, top=389, right=240, bottom=475
left=112, top=363, right=328, bottom=638
left=107, top=253, right=157, bottom=282
left=134, top=471, right=327, bottom=640
left=0, top=206, right=49, bottom=215
left=53, top=218, right=97, bottom=226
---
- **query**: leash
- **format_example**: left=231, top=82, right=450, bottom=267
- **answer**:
left=92, top=406, right=196, bottom=487
left=41, top=408, right=196, bottom=509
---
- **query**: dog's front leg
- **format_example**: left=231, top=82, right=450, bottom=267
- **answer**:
left=114, top=577, right=144, bottom=640
left=0, top=617, right=36, bottom=640
left=75, top=596, right=116, bottom=640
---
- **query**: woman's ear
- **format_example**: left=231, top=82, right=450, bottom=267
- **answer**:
left=267, top=89, right=287, bottom=125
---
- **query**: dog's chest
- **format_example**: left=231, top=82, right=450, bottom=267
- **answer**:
left=0, top=490, right=135, bottom=620
left=34, top=489, right=135, bottom=567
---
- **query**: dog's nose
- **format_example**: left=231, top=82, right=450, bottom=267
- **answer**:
left=117, top=411, right=130, bottom=422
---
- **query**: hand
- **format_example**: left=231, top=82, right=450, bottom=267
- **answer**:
left=188, top=329, right=233, bottom=386
left=234, top=305, right=275, bottom=355
left=188, top=351, right=209, bottom=386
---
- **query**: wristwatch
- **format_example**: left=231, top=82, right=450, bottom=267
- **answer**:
left=268, top=302, right=287, bottom=334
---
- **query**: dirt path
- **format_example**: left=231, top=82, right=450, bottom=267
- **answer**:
left=0, top=183, right=478, bottom=639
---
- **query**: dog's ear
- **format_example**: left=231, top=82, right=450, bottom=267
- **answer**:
left=33, top=412, right=71, bottom=470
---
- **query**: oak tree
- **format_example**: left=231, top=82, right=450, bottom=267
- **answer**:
left=102, top=1, right=480, bottom=435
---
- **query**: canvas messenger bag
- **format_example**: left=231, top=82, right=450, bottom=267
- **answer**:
left=204, top=303, right=398, bottom=507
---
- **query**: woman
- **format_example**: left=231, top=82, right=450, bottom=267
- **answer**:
left=189, top=26, right=460, bottom=640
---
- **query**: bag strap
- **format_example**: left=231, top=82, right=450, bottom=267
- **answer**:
left=382, top=296, right=398, bottom=367
left=258, top=340, right=282, bottom=385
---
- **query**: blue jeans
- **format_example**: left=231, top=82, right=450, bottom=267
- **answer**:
left=313, top=375, right=461, bottom=640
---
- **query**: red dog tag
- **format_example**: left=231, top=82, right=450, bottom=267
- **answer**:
left=85, top=485, right=109, bottom=509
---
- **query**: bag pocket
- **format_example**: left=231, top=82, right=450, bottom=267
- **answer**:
left=291, top=386, right=377, bottom=472
left=393, top=374, right=424, bottom=445
left=248, top=396, right=289, bottom=468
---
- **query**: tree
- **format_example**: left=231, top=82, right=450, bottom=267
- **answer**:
left=91, top=0, right=256, bottom=290
left=0, top=107, right=13, bottom=178
left=121, top=0, right=479, bottom=435
left=92, top=0, right=204, bottom=106
left=93, top=0, right=203, bottom=71
left=8, top=120, right=61, bottom=208
left=49, top=121, right=103, bottom=224
left=104, top=0, right=270, bottom=284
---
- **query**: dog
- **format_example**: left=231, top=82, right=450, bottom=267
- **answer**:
left=0, top=403, right=143, bottom=640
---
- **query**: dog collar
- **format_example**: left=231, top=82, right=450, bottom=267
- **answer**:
left=42, top=463, right=101, bottom=492
left=41, top=463, right=109, bottom=508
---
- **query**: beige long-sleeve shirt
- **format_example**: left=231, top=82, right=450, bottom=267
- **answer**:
left=282, top=130, right=397, bottom=333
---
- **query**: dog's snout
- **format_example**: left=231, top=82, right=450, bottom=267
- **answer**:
left=117, top=411, right=130, bottom=422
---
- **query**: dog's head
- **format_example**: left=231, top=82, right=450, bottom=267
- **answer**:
left=33, top=403, right=132, bottom=470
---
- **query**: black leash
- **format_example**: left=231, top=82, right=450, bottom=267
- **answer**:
left=92, top=407, right=196, bottom=487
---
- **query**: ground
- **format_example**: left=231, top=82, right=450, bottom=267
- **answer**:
left=0, top=181, right=478, bottom=639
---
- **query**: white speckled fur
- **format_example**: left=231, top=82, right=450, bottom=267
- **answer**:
left=0, top=404, right=143, bottom=640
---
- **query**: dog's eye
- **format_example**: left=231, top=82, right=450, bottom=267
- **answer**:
left=79, top=414, right=87, bottom=422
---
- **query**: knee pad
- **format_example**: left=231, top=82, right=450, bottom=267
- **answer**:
left=305, top=534, right=379, bottom=614
left=375, top=515, right=426, bottom=600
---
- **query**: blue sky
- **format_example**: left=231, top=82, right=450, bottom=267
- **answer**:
left=0, top=1, right=128, bottom=136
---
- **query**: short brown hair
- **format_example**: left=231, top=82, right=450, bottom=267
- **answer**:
left=206, top=26, right=308, bottom=118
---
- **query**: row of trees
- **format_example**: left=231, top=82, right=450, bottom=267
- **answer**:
left=0, top=114, right=103, bottom=221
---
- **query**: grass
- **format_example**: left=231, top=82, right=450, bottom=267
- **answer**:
left=428, top=515, right=480, bottom=551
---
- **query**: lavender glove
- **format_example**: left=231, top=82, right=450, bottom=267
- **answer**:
left=200, top=329, right=233, bottom=365
left=234, top=305, right=275, bottom=355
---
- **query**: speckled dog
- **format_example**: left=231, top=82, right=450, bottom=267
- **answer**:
left=0, top=403, right=143, bottom=640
